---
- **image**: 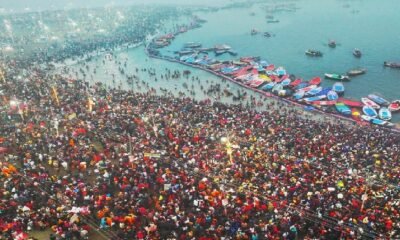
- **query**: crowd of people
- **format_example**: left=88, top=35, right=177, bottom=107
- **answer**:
left=0, top=51, right=400, bottom=240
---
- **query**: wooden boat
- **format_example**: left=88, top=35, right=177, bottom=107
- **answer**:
left=362, top=106, right=378, bottom=117
left=261, top=82, right=276, bottom=91
left=272, top=84, right=283, bottom=95
left=388, top=100, right=400, bottom=112
left=338, top=98, right=363, bottom=108
left=264, top=32, right=272, bottom=38
left=353, top=49, right=362, bottom=58
left=335, top=103, right=352, bottom=115
left=305, top=86, right=323, bottom=96
left=303, top=95, right=327, bottom=102
left=325, top=73, right=350, bottom=81
left=281, top=78, right=291, bottom=87
left=309, top=77, right=322, bottom=85
left=305, top=49, right=323, bottom=57
left=361, top=115, right=394, bottom=127
left=293, top=91, right=305, bottom=100
left=328, top=40, right=336, bottom=48
left=351, top=108, right=361, bottom=120
left=278, top=89, right=293, bottom=97
left=312, top=100, right=337, bottom=106
left=379, top=108, right=392, bottom=121
left=184, top=42, right=202, bottom=48
left=297, top=85, right=317, bottom=93
left=347, top=68, right=366, bottom=76
left=332, top=82, right=345, bottom=95
left=327, top=90, right=339, bottom=101
left=384, top=61, right=400, bottom=69
left=294, top=82, right=309, bottom=90
left=289, top=79, right=302, bottom=88
left=361, top=97, right=380, bottom=109
left=367, top=94, right=390, bottom=106
left=316, top=87, right=332, bottom=96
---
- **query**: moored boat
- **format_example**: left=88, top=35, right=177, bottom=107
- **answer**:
left=362, top=106, right=378, bottom=117
left=281, top=78, right=291, bottom=87
left=338, top=98, right=363, bottom=108
left=297, top=84, right=317, bottom=93
left=367, top=94, right=390, bottom=106
left=272, top=83, right=283, bottom=94
left=347, top=68, right=366, bottom=76
left=309, top=77, right=322, bottom=85
left=361, top=115, right=394, bottom=127
left=303, top=95, right=327, bottom=102
left=388, top=100, right=400, bottom=112
left=332, top=82, right=345, bottom=95
left=335, top=103, right=352, bottom=115
left=312, top=100, right=337, bottom=106
left=293, top=91, right=305, bottom=100
left=261, top=82, right=276, bottom=91
left=325, top=73, right=350, bottom=81
left=384, top=61, right=400, bottom=69
left=305, top=49, right=323, bottom=57
left=379, top=108, right=392, bottom=121
left=351, top=108, right=361, bottom=120
left=289, top=79, right=302, bottom=88
left=184, top=42, right=202, bottom=48
left=361, top=97, right=380, bottom=109
left=278, top=89, right=293, bottom=97
left=353, top=48, right=362, bottom=58
left=316, top=87, right=332, bottom=96
left=328, top=40, right=336, bottom=48
left=294, top=82, right=309, bottom=90
left=327, top=90, right=339, bottom=101
left=305, top=86, right=323, bottom=96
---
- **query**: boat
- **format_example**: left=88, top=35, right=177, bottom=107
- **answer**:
left=228, top=50, right=238, bottom=56
left=361, top=115, right=394, bottom=127
left=335, top=103, right=352, bottom=115
left=312, top=100, right=337, bottom=106
left=316, top=87, right=332, bottom=96
left=184, top=42, right=202, bottom=48
left=379, top=108, right=392, bottom=121
left=261, top=82, right=276, bottom=91
left=338, top=98, right=363, bottom=108
left=251, top=29, right=258, bottom=35
left=367, top=94, right=390, bottom=106
left=362, top=106, right=378, bottom=117
left=332, top=82, right=345, bottom=95
left=215, top=50, right=228, bottom=56
left=309, top=77, right=322, bottom=85
left=384, top=61, right=400, bottom=69
left=278, top=89, right=293, bottom=97
left=388, top=100, right=400, bottom=112
left=347, top=68, right=366, bottom=76
left=361, top=97, right=380, bottom=109
left=324, top=73, right=350, bottom=81
left=263, top=32, right=272, bottom=38
left=281, top=78, right=291, bottom=87
left=267, top=20, right=280, bottom=23
left=297, top=84, right=317, bottom=93
left=305, top=86, right=323, bottom=96
left=272, top=84, right=283, bottom=94
left=305, top=49, right=323, bottom=57
left=294, top=82, right=309, bottom=90
left=303, top=95, right=327, bottom=102
left=328, top=40, right=336, bottom=48
left=353, top=48, right=362, bottom=58
left=327, top=91, right=339, bottom=101
left=293, top=91, right=305, bottom=100
left=351, top=108, right=362, bottom=120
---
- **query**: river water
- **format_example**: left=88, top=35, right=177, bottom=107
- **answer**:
left=59, top=0, right=400, bottom=123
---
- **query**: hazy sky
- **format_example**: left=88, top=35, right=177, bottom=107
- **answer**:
left=0, top=0, right=235, bottom=13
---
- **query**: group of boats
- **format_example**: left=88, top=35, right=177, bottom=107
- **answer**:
left=307, top=41, right=400, bottom=70
left=169, top=50, right=399, bottom=127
